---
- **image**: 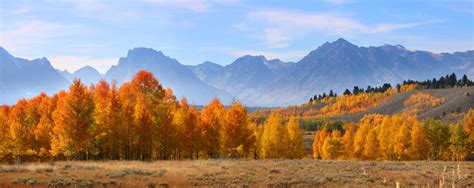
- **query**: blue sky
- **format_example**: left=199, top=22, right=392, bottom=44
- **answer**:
left=1, top=0, right=473, bottom=73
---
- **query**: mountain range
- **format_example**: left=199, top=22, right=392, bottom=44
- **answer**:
left=1, top=38, right=473, bottom=106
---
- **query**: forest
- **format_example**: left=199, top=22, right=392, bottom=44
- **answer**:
left=0, top=70, right=473, bottom=162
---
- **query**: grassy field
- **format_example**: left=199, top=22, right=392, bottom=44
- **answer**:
left=0, top=160, right=472, bottom=187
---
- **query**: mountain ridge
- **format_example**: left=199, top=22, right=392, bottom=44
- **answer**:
left=1, top=39, right=473, bottom=106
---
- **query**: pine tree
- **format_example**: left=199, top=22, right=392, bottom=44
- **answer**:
left=343, top=89, right=351, bottom=95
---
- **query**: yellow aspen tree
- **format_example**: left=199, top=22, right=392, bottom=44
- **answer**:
left=322, top=130, right=343, bottom=159
left=410, top=121, right=429, bottom=160
left=464, top=109, right=474, bottom=157
left=393, top=121, right=411, bottom=160
left=449, top=123, right=467, bottom=161
left=353, top=123, right=369, bottom=159
left=260, top=113, right=287, bottom=158
left=285, top=117, right=305, bottom=159
left=312, top=128, right=329, bottom=159
left=341, top=123, right=355, bottom=159
left=424, top=118, right=450, bottom=160
left=378, top=115, right=397, bottom=160
left=249, top=122, right=261, bottom=159
left=363, top=127, right=379, bottom=160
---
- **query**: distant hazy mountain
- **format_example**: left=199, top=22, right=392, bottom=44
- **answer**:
left=71, top=66, right=103, bottom=86
left=2, top=39, right=473, bottom=106
left=0, top=47, right=69, bottom=105
left=187, top=61, right=223, bottom=83
left=105, top=48, right=232, bottom=104
left=191, top=38, right=473, bottom=106
left=209, top=55, right=272, bottom=96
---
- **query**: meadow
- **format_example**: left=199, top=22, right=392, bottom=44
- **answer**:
left=0, top=160, right=472, bottom=187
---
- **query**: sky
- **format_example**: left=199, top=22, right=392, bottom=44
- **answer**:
left=1, top=0, right=473, bottom=73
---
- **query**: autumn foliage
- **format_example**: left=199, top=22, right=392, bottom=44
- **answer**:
left=0, top=70, right=472, bottom=162
left=313, top=113, right=473, bottom=160
left=0, top=70, right=306, bottom=162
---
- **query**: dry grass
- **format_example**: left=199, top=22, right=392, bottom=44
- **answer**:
left=0, top=160, right=472, bottom=187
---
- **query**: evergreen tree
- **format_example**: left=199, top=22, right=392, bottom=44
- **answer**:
left=343, top=89, right=351, bottom=95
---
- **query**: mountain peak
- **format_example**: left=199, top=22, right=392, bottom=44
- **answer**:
left=0, top=47, right=13, bottom=58
left=335, top=38, right=350, bottom=44
left=202, top=61, right=220, bottom=66
left=74, top=66, right=100, bottom=74
left=234, top=55, right=267, bottom=64
left=127, top=47, right=164, bottom=58
left=332, top=38, right=356, bottom=47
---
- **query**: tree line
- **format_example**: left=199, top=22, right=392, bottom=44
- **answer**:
left=313, top=111, right=474, bottom=161
left=0, top=70, right=472, bottom=162
left=309, top=73, right=472, bottom=103
left=0, top=71, right=306, bottom=162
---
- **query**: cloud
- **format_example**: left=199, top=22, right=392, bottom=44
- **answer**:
left=141, top=0, right=239, bottom=12
left=238, top=9, right=447, bottom=48
left=49, top=56, right=117, bottom=74
left=369, top=19, right=447, bottom=34
left=323, top=0, right=354, bottom=6
left=66, top=0, right=106, bottom=12
left=0, top=20, right=83, bottom=53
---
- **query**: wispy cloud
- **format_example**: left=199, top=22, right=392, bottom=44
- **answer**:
left=0, top=20, right=84, bottom=54
left=140, top=0, right=240, bottom=12
left=238, top=9, right=447, bottom=48
left=369, top=19, right=447, bottom=34
left=49, top=56, right=117, bottom=74
left=323, top=0, right=354, bottom=6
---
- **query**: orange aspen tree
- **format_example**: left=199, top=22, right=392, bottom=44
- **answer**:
left=32, top=93, right=56, bottom=158
left=199, top=98, right=225, bottom=158
left=51, top=80, right=95, bottom=159
left=173, top=97, right=200, bottom=159
left=222, top=101, right=253, bottom=158
left=0, top=105, right=11, bottom=159
left=8, top=99, right=36, bottom=159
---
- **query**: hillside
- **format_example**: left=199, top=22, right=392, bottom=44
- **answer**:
left=338, top=87, right=474, bottom=122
